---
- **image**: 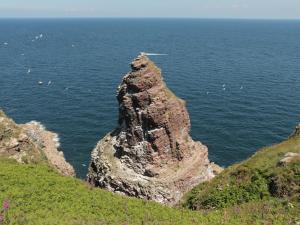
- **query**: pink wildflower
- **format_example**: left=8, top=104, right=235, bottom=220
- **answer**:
left=0, top=214, right=3, bottom=222
left=2, top=200, right=9, bottom=210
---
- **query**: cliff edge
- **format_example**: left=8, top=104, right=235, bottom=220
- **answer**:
left=0, top=110, right=75, bottom=176
left=87, top=54, right=220, bottom=205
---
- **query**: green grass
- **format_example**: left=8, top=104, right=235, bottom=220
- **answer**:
left=0, top=158, right=205, bottom=225
left=1, top=158, right=300, bottom=224
left=183, top=132, right=300, bottom=212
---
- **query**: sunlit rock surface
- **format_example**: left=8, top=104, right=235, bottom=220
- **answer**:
left=87, top=54, right=220, bottom=205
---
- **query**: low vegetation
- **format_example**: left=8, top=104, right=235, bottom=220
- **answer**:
left=183, top=129, right=300, bottom=224
left=0, top=157, right=298, bottom=225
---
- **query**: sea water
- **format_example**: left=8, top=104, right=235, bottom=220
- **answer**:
left=1, top=19, right=300, bottom=177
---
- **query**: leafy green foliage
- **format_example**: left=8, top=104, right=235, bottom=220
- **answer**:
left=183, top=133, right=300, bottom=211
left=269, top=160, right=300, bottom=200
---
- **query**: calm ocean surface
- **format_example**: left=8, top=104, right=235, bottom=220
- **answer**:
left=1, top=19, right=300, bottom=177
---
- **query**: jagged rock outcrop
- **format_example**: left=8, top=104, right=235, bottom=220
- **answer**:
left=290, top=124, right=300, bottom=138
left=0, top=110, right=75, bottom=176
left=87, top=54, right=220, bottom=205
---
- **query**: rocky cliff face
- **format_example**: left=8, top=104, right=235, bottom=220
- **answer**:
left=0, top=110, right=75, bottom=176
left=87, top=54, right=220, bottom=205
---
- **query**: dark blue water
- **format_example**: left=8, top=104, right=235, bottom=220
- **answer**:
left=1, top=19, right=300, bottom=177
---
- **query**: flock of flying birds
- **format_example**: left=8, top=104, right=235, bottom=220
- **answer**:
left=2, top=39, right=244, bottom=167
left=3, top=33, right=61, bottom=86
left=3, top=38, right=244, bottom=92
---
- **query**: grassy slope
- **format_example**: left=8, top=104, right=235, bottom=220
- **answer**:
left=183, top=133, right=300, bottom=223
left=0, top=159, right=203, bottom=225
left=0, top=159, right=202, bottom=225
left=0, top=158, right=299, bottom=225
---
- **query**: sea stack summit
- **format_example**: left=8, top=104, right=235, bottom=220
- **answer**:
left=87, top=54, right=220, bottom=205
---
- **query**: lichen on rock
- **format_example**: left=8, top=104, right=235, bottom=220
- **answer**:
left=87, top=54, right=220, bottom=205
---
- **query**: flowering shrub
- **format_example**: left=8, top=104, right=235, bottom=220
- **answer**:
left=0, top=200, right=9, bottom=224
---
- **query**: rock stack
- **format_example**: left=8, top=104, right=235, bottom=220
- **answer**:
left=87, top=54, right=219, bottom=205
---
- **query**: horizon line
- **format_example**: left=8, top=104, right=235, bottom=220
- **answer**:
left=0, top=16, right=300, bottom=21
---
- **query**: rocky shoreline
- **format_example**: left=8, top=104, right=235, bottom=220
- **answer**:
left=0, top=110, right=75, bottom=177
